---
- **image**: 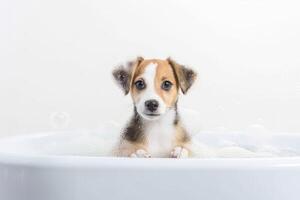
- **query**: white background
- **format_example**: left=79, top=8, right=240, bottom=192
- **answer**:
left=0, top=0, right=300, bottom=137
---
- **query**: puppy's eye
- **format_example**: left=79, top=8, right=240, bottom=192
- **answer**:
left=161, top=81, right=173, bottom=91
left=135, top=80, right=146, bottom=90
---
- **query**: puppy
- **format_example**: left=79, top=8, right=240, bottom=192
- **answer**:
left=112, top=57, right=197, bottom=158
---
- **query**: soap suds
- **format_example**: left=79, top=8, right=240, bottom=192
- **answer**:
left=0, top=110, right=299, bottom=158
left=0, top=124, right=299, bottom=158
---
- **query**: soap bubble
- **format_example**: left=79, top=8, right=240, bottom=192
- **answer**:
left=246, top=124, right=269, bottom=134
left=49, top=112, right=71, bottom=129
left=296, top=82, right=300, bottom=92
left=216, top=105, right=225, bottom=111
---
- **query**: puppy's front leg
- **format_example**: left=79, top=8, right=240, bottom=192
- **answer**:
left=130, top=149, right=151, bottom=158
left=170, top=146, right=190, bottom=158
left=116, top=140, right=151, bottom=158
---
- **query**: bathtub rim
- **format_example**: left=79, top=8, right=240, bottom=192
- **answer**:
left=0, top=153, right=300, bottom=170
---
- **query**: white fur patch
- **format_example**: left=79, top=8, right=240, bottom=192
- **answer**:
left=144, top=108, right=176, bottom=157
left=135, top=62, right=167, bottom=120
left=134, top=62, right=177, bottom=157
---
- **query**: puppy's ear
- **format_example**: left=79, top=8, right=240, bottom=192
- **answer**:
left=112, top=57, right=144, bottom=95
left=167, top=57, right=197, bottom=94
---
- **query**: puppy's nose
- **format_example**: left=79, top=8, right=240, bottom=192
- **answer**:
left=145, top=100, right=159, bottom=112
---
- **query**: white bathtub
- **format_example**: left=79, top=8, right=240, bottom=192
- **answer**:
left=1, top=0, right=300, bottom=199
left=0, top=131, right=300, bottom=200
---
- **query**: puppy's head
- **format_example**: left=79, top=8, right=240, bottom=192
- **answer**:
left=113, top=57, right=197, bottom=120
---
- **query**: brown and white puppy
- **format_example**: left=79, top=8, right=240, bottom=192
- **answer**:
left=112, top=57, right=197, bottom=158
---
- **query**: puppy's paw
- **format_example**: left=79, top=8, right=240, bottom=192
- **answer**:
left=170, top=146, right=189, bottom=158
left=130, top=149, right=151, bottom=158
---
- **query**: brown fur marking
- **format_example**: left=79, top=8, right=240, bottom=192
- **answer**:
left=131, top=59, right=179, bottom=108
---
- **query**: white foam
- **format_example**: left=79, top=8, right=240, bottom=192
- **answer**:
left=0, top=128, right=299, bottom=158
left=0, top=111, right=299, bottom=158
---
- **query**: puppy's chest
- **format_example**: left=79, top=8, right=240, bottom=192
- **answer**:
left=144, top=123, right=175, bottom=157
